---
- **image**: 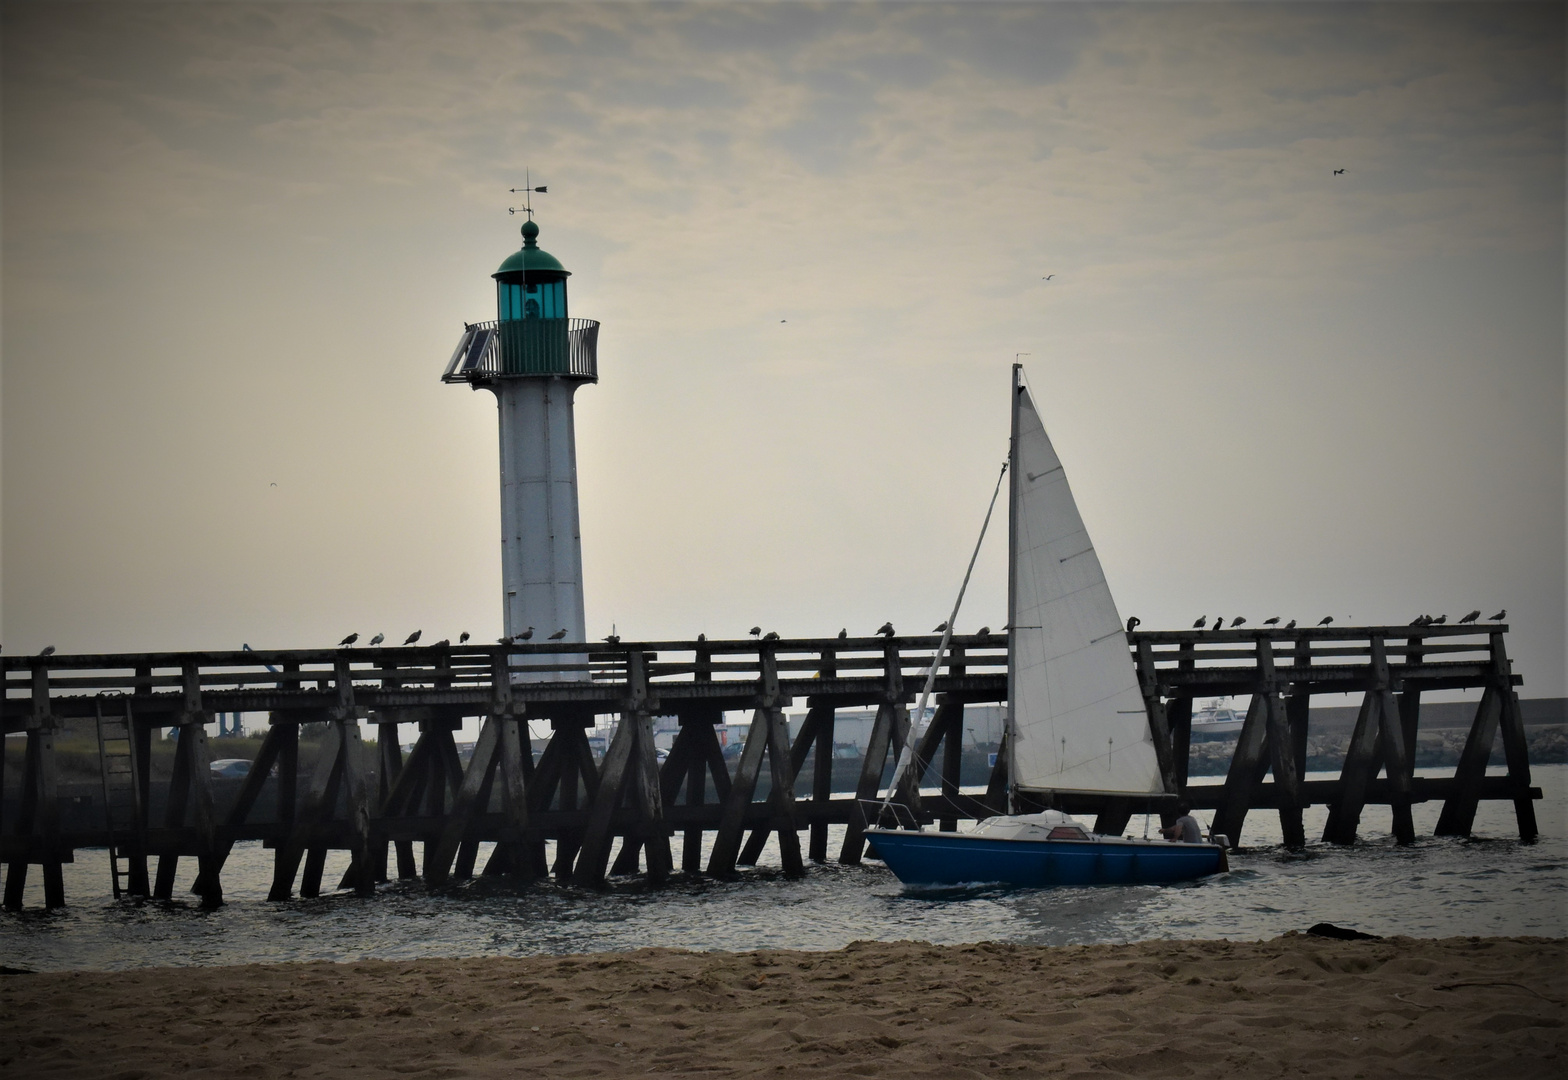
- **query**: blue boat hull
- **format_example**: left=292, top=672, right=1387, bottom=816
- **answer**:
left=865, top=829, right=1225, bottom=888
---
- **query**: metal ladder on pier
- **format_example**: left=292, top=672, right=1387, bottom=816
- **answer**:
left=95, top=698, right=148, bottom=899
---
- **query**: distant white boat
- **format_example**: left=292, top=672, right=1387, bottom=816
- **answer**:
left=1191, top=703, right=1246, bottom=738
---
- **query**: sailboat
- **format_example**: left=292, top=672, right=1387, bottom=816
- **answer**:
left=865, top=365, right=1227, bottom=888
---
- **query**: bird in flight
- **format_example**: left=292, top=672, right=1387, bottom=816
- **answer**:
left=459, top=631, right=471, bottom=644
left=339, top=633, right=359, bottom=647
left=403, top=630, right=422, bottom=646
left=1042, top=274, right=1055, bottom=281
left=368, top=633, right=385, bottom=647
left=877, top=621, right=895, bottom=637
left=1488, top=609, right=1506, bottom=621
left=1334, top=169, right=1345, bottom=175
left=1458, top=610, right=1481, bottom=625
left=1317, top=616, right=1333, bottom=626
left=1263, top=616, right=1281, bottom=626
left=548, top=628, right=568, bottom=640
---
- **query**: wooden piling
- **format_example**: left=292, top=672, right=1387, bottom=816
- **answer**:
left=1489, top=634, right=1538, bottom=842
left=839, top=642, right=904, bottom=864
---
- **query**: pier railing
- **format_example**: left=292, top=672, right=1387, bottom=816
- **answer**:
left=0, top=625, right=1538, bottom=910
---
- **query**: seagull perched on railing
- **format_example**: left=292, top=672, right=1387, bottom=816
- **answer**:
left=1316, top=616, right=1333, bottom=626
left=432, top=639, right=449, bottom=648
left=39, top=645, right=55, bottom=657
left=1192, top=616, right=1207, bottom=629
left=1284, top=620, right=1297, bottom=630
left=1431, top=615, right=1447, bottom=625
left=548, top=628, right=568, bottom=640
left=339, top=633, right=359, bottom=647
left=1489, top=609, right=1506, bottom=621
left=1211, top=617, right=1223, bottom=631
left=1458, top=610, right=1481, bottom=625
left=877, top=622, right=895, bottom=637
left=1230, top=617, right=1246, bottom=627
left=517, top=627, right=534, bottom=641
left=976, top=626, right=991, bottom=637
left=604, top=633, right=620, bottom=644
left=749, top=626, right=762, bottom=638
left=403, top=630, right=421, bottom=646
left=838, top=628, right=848, bottom=639
left=368, top=633, right=385, bottom=646
left=763, top=631, right=780, bottom=641
left=459, top=631, right=470, bottom=644
left=1263, top=617, right=1280, bottom=626
left=1126, top=616, right=1140, bottom=633
left=933, top=621, right=948, bottom=633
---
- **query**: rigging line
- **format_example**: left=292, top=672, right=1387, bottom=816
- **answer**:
left=882, top=457, right=1010, bottom=814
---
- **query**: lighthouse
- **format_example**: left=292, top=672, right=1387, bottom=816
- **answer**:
left=443, top=215, right=599, bottom=680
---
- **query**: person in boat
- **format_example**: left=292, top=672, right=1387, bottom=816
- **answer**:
left=1161, top=803, right=1203, bottom=844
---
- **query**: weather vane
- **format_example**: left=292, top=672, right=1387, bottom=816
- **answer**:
left=508, top=169, right=548, bottom=220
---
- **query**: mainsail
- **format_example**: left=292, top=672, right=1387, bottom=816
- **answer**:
left=1008, top=374, right=1163, bottom=796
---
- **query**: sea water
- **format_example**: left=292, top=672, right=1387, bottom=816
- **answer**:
left=3, top=765, right=1563, bottom=972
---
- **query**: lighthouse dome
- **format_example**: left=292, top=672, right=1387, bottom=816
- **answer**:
left=494, top=219, right=569, bottom=280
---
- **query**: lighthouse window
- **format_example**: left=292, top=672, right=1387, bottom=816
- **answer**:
left=498, top=280, right=567, bottom=321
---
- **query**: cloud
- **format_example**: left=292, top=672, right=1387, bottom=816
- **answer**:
left=3, top=2, right=1561, bottom=692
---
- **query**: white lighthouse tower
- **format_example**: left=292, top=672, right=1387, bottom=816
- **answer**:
left=443, top=214, right=599, bottom=680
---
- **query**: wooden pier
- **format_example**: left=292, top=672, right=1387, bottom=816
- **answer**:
left=0, top=624, right=1539, bottom=909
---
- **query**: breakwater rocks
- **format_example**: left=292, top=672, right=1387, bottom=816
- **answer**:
left=1188, top=724, right=1566, bottom=777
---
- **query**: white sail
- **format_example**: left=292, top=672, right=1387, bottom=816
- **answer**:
left=1009, top=378, right=1164, bottom=796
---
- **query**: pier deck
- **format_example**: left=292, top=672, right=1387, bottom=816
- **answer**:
left=1, top=624, right=1538, bottom=908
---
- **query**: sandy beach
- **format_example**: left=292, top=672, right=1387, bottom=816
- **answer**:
left=2, top=935, right=1562, bottom=1079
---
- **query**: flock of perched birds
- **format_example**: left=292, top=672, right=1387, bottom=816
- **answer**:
left=335, top=622, right=999, bottom=649
left=19, top=607, right=1516, bottom=659
left=335, top=627, right=572, bottom=648
left=1166, top=609, right=1506, bottom=633
left=13, top=605, right=1516, bottom=659
left=333, top=608, right=1507, bottom=650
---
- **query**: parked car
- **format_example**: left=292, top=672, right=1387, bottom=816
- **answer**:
left=209, top=758, right=252, bottom=779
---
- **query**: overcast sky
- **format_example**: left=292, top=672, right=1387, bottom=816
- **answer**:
left=4, top=2, right=1563, bottom=698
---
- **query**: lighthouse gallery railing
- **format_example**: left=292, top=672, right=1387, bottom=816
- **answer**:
left=442, top=318, right=599, bottom=383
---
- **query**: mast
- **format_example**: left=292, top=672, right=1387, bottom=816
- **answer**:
left=1005, top=363, right=1022, bottom=813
